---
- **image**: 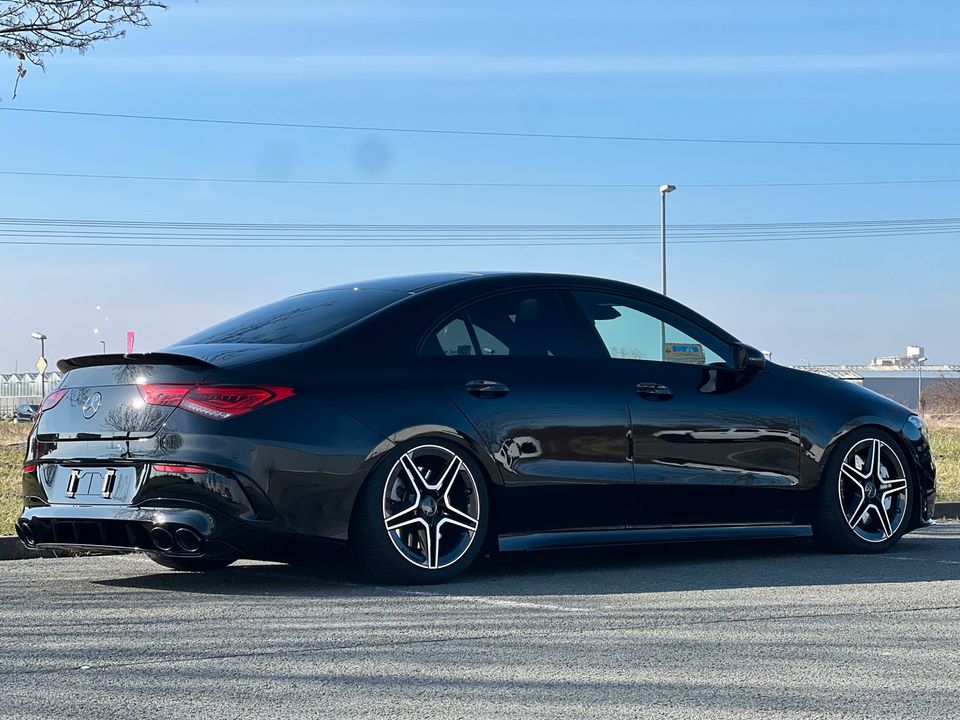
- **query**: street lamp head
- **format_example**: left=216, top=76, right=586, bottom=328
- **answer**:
left=917, top=356, right=927, bottom=364
left=659, top=184, right=677, bottom=194
left=31, top=332, right=47, bottom=340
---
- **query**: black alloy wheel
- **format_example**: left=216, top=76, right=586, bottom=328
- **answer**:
left=349, top=441, right=488, bottom=584
left=813, top=428, right=913, bottom=553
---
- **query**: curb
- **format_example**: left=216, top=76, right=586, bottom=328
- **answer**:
left=934, top=502, right=960, bottom=520
left=0, top=535, right=40, bottom=561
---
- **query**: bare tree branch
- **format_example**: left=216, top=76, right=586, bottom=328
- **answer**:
left=1, top=0, right=165, bottom=71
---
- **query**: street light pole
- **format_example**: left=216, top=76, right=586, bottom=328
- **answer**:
left=31, top=331, right=47, bottom=398
left=100, top=340, right=106, bottom=354
left=659, top=184, right=676, bottom=296
left=658, top=185, right=676, bottom=361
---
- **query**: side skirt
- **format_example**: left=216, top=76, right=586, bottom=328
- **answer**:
left=498, top=524, right=812, bottom=552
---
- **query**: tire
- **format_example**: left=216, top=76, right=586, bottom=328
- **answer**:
left=812, top=427, right=914, bottom=553
left=150, top=555, right=237, bottom=571
left=349, top=440, right=489, bottom=584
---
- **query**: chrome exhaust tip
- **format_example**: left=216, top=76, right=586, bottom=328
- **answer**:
left=149, top=526, right=174, bottom=552
left=174, top=527, right=203, bottom=554
left=16, top=521, right=34, bottom=546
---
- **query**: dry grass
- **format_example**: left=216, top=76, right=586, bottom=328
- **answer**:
left=1, top=419, right=958, bottom=537
left=930, top=424, right=960, bottom=502
left=0, top=423, right=29, bottom=536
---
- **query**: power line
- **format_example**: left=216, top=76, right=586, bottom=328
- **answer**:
left=0, top=216, right=957, bottom=248
left=3, top=216, right=960, bottom=230
left=0, top=238, right=802, bottom=248
left=2, top=169, right=959, bottom=190
left=1, top=232, right=954, bottom=248
left=2, top=226, right=958, bottom=240
left=2, top=106, right=959, bottom=148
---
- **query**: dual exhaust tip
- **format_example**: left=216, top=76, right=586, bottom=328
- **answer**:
left=149, top=525, right=204, bottom=554
left=15, top=521, right=35, bottom=546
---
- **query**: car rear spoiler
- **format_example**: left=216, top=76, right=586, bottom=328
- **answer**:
left=57, top=352, right=217, bottom=372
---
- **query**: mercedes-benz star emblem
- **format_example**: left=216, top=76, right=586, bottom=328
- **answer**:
left=81, top=392, right=102, bottom=419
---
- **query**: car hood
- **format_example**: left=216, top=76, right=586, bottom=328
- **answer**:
left=777, top=364, right=913, bottom=422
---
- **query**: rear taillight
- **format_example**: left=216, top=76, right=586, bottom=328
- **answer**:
left=138, top=384, right=193, bottom=406
left=180, top=386, right=295, bottom=419
left=153, top=464, right=207, bottom=474
left=22, top=464, right=36, bottom=473
left=39, top=388, right=68, bottom=412
left=138, top=384, right=294, bottom=420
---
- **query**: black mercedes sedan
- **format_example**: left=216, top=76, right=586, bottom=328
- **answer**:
left=17, top=273, right=936, bottom=583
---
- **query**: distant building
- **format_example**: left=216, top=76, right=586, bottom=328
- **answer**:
left=0, top=372, right=64, bottom=415
left=792, top=347, right=959, bottom=411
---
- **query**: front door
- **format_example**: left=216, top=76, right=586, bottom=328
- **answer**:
left=567, top=290, right=801, bottom=527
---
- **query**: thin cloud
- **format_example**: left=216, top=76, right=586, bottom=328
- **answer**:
left=64, top=52, right=960, bottom=78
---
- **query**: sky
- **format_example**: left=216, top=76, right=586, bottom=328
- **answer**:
left=1, top=0, right=959, bottom=371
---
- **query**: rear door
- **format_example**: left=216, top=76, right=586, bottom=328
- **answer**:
left=567, top=291, right=801, bottom=527
left=419, top=289, right=633, bottom=534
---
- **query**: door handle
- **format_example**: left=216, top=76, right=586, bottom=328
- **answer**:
left=636, top=382, right=673, bottom=399
left=466, top=380, right=510, bottom=398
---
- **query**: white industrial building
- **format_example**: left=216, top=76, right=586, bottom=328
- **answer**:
left=795, top=347, right=960, bottom=412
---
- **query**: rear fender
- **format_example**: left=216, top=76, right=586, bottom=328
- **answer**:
left=363, top=424, right=505, bottom=490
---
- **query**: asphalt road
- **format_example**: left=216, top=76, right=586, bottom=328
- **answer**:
left=2, top=523, right=960, bottom=720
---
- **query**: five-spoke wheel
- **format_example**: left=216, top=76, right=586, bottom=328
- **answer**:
left=838, top=438, right=909, bottom=542
left=383, top=445, right=482, bottom=570
left=814, top=428, right=913, bottom=553
left=350, top=441, right=488, bottom=583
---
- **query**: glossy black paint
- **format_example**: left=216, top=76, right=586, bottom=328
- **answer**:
left=19, top=272, right=936, bottom=564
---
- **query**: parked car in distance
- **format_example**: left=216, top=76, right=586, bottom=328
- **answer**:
left=17, top=273, right=937, bottom=583
left=12, top=404, right=39, bottom=424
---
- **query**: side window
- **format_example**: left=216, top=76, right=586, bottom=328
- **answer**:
left=571, top=291, right=730, bottom=366
left=434, top=318, right=475, bottom=356
left=467, top=291, right=579, bottom=357
left=425, top=291, right=580, bottom=357
left=473, top=325, right=509, bottom=356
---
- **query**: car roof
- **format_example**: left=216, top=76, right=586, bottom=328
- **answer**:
left=344, top=272, right=740, bottom=346
left=327, top=271, right=654, bottom=295
left=323, top=273, right=485, bottom=294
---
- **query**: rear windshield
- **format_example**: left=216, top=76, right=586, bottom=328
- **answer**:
left=174, top=289, right=404, bottom=345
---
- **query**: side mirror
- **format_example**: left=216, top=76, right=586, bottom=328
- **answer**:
left=732, top=343, right=766, bottom=372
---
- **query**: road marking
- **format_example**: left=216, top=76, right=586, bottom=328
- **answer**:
left=879, top=555, right=960, bottom=566
left=395, top=589, right=590, bottom=613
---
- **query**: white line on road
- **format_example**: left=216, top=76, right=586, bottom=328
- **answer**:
left=878, top=555, right=960, bottom=566
left=395, top=589, right=591, bottom=613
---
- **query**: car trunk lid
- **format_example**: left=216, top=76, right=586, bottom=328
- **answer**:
left=39, top=352, right=218, bottom=441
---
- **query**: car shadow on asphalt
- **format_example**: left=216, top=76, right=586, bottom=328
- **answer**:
left=92, top=523, right=960, bottom=598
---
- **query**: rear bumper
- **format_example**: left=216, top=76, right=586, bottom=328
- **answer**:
left=17, top=504, right=244, bottom=560
left=23, top=406, right=385, bottom=542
